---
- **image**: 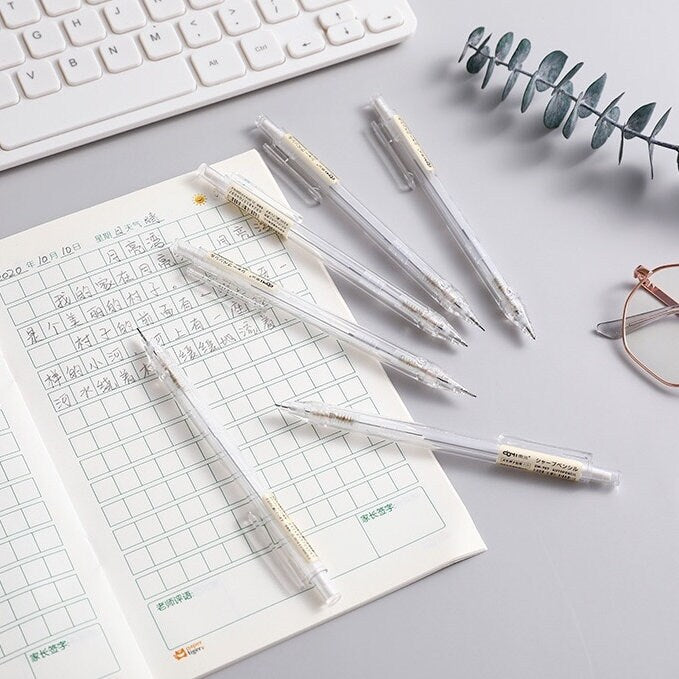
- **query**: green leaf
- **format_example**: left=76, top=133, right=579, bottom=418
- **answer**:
left=592, top=99, right=622, bottom=149
left=555, top=62, right=584, bottom=89
left=544, top=81, right=574, bottom=129
left=649, top=107, right=671, bottom=140
left=623, top=103, right=656, bottom=139
left=563, top=93, right=584, bottom=138
left=535, top=51, right=568, bottom=92
left=467, top=45, right=491, bottom=74
left=502, top=70, right=520, bottom=100
left=521, top=72, right=539, bottom=112
left=580, top=74, right=607, bottom=118
left=648, top=108, right=671, bottom=178
left=507, top=38, right=531, bottom=70
left=466, top=34, right=492, bottom=74
left=482, top=58, right=495, bottom=88
left=495, top=32, right=514, bottom=61
left=458, top=26, right=485, bottom=62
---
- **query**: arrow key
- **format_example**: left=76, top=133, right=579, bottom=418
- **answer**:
left=287, top=31, right=325, bottom=58
left=326, top=18, right=364, bottom=46
left=180, top=12, right=221, bottom=48
left=366, top=8, right=403, bottom=33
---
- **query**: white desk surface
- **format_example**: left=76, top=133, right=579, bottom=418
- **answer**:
left=3, top=1, right=678, bottom=677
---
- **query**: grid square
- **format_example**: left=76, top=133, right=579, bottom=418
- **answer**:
left=33, top=583, right=60, bottom=609
left=148, top=539, right=175, bottom=564
left=67, top=599, right=96, bottom=625
left=55, top=575, right=83, bottom=600
left=34, top=526, right=61, bottom=551
left=44, top=607, right=72, bottom=634
left=203, top=544, right=229, bottom=570
left=158, top=506, right=184, bottom=532
left=147, top=483, right=173, bottom=508
left=137, top=515, right=164, bottom=540
left=159, top=563, right=185, bottom=589
left=22, top=558, right=50, bottom=584
left=137, top=572, right=164, bottom=598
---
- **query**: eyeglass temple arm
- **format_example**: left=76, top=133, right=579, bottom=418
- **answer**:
left=596, top=303, right=679, bottom=339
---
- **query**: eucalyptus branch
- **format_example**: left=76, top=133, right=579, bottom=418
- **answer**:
left=459, top=27, right=679, bottom=178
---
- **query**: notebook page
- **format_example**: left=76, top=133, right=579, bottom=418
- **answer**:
left=0, top=353, right=151, bottom=679
left=0, top=150, right=485, bottom=678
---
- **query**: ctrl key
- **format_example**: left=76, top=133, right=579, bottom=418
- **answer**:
left=0, top=73, right=19, bottom=109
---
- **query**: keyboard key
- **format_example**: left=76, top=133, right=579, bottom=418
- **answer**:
left=65, top=9, right=106, bottom=46
left=23, top=22, right=67, bottom=58
left=299, top=0, right=339, bottom=9
left=256, top=0, right=298, bottom=23
left=143, top=0, right=186, bottom=22
left=140, top=23, right=182, bottom=60
left=179, top=13, right=221, bottom=48
left=287, top=31, right=324, bottom=58
left=0, top=0, right=40, bottom=27
left=17, top=61, right=61, bottom=98
left=187, top=0, right=220, bottom=8
left=191, top=41, right=245, bottom=86
left=366, top=7, right=403, bottom=33
left=40, top=0, right=81, bottom=15
left=0, top=73, right=19, bottom=109
left=240, top=30, right=285, bottom=70
left=0, top=32, right=26, bottom=69
left=318, top=3, right=353, bottom=28
left=99, top=34, right=142, bottom=72
left=326, top=18, right=363, bottom=45
left=104, top=0, right=147, bottom=34
left=218, top=0, right=260, bottom=36
left=59, top=47, right=101, bottom=84
left=0, top=58, right=196, bottom=150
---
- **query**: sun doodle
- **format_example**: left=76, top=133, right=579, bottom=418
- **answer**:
left=193, top=193, right=207, bottom=206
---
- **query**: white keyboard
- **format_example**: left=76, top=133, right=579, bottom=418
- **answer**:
left=0, top=0, right=415, bottom=171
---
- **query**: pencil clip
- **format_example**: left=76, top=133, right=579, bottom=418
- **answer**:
left=369, top=119, right=416, bottom=192
left=261, top=142, right=323, bottom=207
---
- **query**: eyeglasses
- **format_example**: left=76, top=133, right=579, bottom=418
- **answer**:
left=597, top=264, right=679, bottom=386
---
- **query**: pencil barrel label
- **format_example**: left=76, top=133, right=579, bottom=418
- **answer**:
left=393, top=116, right=435, bottom=174
left=284, top=134, right=338, bottom=186
left=226, top=185, right=293, bottom=238
left=208, top=252, right=276, bottom=291
left=264, top=493, right=319, bottom=563
left=496, top=445, right=584, bottom=482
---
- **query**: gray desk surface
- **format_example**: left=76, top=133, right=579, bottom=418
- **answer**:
left=3, top=1, right=678, bottom=677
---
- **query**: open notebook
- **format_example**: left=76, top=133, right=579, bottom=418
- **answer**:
left=0, top=150, right=485, bottom=679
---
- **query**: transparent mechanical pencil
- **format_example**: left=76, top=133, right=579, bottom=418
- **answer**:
left=137, top=330, right=340, bottom=605
left=369, top=95, right=535, bottom=340
left=195, top=163, right=464, bottom=345
left=278, top=401, right=620, bottom=487
left=171, top=240, right=473, bottom=396
left=254, top=114, right=482, bottom=328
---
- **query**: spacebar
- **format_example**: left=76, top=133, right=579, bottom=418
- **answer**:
left=0, top=59, right=197, bottom=151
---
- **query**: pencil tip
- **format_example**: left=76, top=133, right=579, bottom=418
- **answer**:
left=136, top=327, right=148, bottom=342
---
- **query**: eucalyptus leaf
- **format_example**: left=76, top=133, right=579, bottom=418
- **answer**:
left=544, top=81, right=574, bottom=129
left=507, top=38, right=531, bottom=70
left=580, top=74, right=607, bottom=118
left=458, top=26, right=485, bottom=62
left=648, top=108, right=671, bottom=178
left=495, top=32, right=514, bottom=60
left=502, top=70, right=520, bottom=100
left=562, top=95, right=583, bottom=138
left=521, top=72, right=539, bottom=112
left=555, top=62, right=584, bottom=89
left=482, top=58, right=495, bottom=88
left=535, top=50, right=567, bottom=92
left=650, top=107, right=672, bottom=140
left=591, top=106, right=621, bottom=149
left=467, top=45, right=491, bottom=74
left=623, top=103, right=656, bottom=139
